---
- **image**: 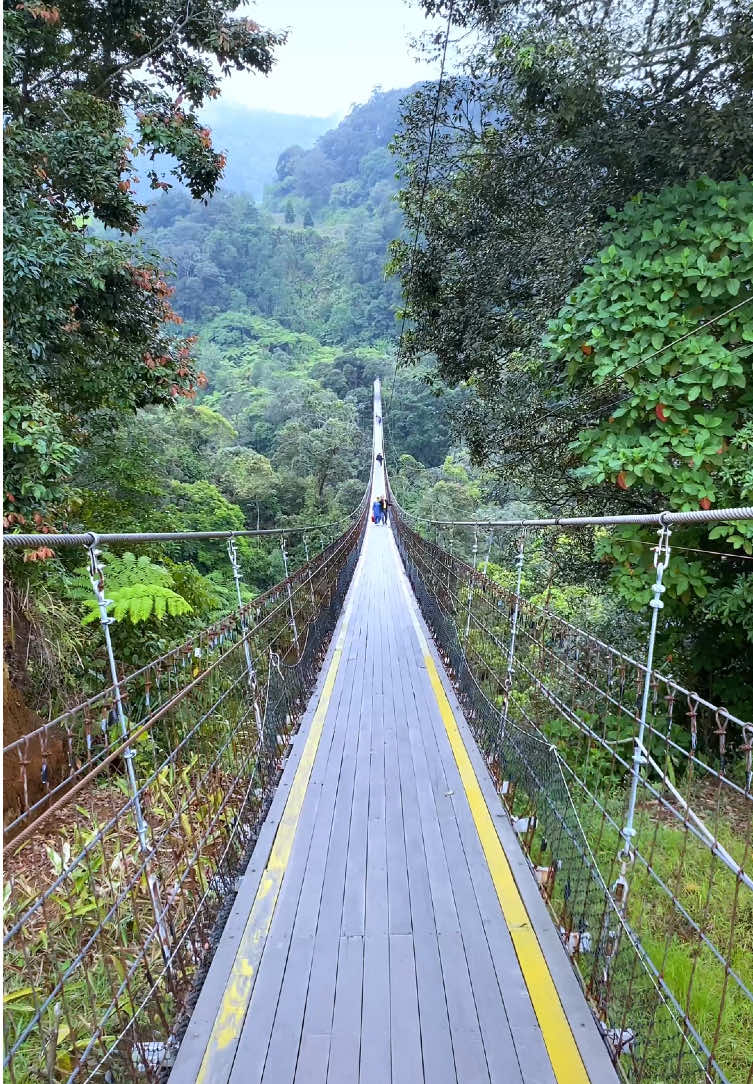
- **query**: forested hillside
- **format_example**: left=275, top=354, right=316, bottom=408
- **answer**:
left=4, top=5, right=753, bottom=1080
left=5, top=0, right=751, bottom=714
left=393, top=0, right=753, bottom=714
left=132, top=104, right=336, bottom=202
left=4, top=76, right=470, bottom=715
left=137, top=87, right=408, bottom=341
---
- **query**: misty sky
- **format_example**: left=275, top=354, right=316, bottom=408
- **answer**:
left=224, top=0, right=440, bottom=118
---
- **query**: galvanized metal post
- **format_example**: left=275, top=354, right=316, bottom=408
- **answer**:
left=87, top=541, right=171, bottom=963
left=482, top=528, right=494, bottom=576
left=618, top=522, right=672, bottom=893
left=280, top=535, right=300, bottom=648
left=464, top=525, right=479, bottom=645
left=500, top=532, right=526, bottom=744
left=303, top=535, right=316, bottom=608
left=227, top=537, right=263, bottom=734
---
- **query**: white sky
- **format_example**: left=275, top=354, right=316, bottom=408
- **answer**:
left=223, top=0, right=440, bottom=118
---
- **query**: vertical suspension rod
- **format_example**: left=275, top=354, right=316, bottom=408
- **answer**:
left=500, top=531, right=526, bottom=741
left=464, top=525, right=479, bottom=644
left=87, top=540, right=171, bottom=962
left=620, top=522, right=672, bottom=865
left=280, top=535, right=300, bottom=648
left=227, top=537, right=264, bottom=734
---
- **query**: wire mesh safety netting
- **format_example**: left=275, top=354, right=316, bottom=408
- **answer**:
left=3, top=505, right=368, bottom=1084
left=390, top=501, right=753, bottom=1084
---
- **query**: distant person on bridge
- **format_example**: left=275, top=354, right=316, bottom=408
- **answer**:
left=372, top=497, right=383, bottom=525
left=377, top=414, right=382, bottom=425
left=375, top=452, right=383, bottom=466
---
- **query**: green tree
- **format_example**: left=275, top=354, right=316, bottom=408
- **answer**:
left=214, top=446, right=282, bottom=525
left=3, top=0, right=284, bottom=525
left=548, top=178, right=753, bottom=520
left=272, top=392, right=365, bottom=499
left=546, top=177, right=753, bottom=706
left=284, top=200, right=296, bottom=224
left=303, top=209, right=314, bottom=228
left=392, top=0, right=753, bottom=498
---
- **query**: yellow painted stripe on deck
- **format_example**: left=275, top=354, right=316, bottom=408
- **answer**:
left=196, top=555, right=364, bottom=1082
left=392, top=538, right=590, bottom=1084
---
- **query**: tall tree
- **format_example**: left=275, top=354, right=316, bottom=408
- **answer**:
left=392, top=0, right=753, bottom=501
left=3, top=0, right=284, bottom=527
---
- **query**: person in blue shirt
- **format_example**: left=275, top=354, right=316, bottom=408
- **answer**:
left=372, top=498, right=383, bottom=524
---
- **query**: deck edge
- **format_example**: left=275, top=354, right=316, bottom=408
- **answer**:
left=168, top=551, right=365, bottom=1083
left=391, top=531, right=620, bottom=1084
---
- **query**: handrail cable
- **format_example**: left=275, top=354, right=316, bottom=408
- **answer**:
left=1, top=515, right=359, bottom=551
left=397, top=504, right=753, bottom=530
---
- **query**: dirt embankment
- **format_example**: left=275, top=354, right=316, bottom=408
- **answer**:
left=3, top=666, right=67, bottom=832
left=3, top=578, right=71, bottom=831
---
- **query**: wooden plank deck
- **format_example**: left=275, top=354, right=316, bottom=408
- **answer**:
left=170, top=519, right=618, bottom=1084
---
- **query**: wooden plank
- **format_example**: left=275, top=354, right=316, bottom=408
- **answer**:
left=360, top=562, right=392, bottom=1083
left=389, top=933, right=424, bottom=1084
left=412, top=931, right=457, bottom=1084
left=300, top=556, right=372, bottom=1043
left=418, top=676, right=553, bottom=1080
left=340, top=596, right=373, bottom=938
left=294, top=1035, right=330, bottom=1084
left=436, top=932, right=491, bottom=1084
left=258, top=935, right=315, bottom=1084
left=327, top=934, right=364, bottom=1083
left=410, top=672, right=525, bottom=1084
left=383, top=697, right=412, bottom=936
left=388, top=598, right=456, bottom=1084
left=257, top=634, right=364, bottom=1084
left=400, top=686, right=460, bottom=936
left=390, top=603, right=490, bottom=1083
left=359, top=933, right=391, bottom=1084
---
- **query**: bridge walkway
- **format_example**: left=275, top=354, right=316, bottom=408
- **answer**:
left=169, top=517, right=617, bottom=1084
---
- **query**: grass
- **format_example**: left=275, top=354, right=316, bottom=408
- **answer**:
left=506, top=770, right=753, bottom=1084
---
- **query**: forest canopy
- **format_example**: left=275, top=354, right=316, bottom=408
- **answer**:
left=391, top=0, right=753, bottom=707
left=3, top=0, right=284, bottom=527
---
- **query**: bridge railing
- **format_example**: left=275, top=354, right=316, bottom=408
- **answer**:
left=3, top=515, right=357, bottom=847
left=388, top=484, right=752, bottom=1084
left=3, top=496, right=369, bottom=1083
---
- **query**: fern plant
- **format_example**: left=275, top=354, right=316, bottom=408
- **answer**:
left=67, top=553, right=193, bottom=626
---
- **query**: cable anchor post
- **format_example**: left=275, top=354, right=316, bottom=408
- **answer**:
left=280, top=535, right=300, bottom=650
left=87, top=540, right=171, bottom=966
left=618, top=521, right=672, bottom=909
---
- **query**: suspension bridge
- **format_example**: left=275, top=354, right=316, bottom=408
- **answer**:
left=3, top=381, right=752, bottom=1084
